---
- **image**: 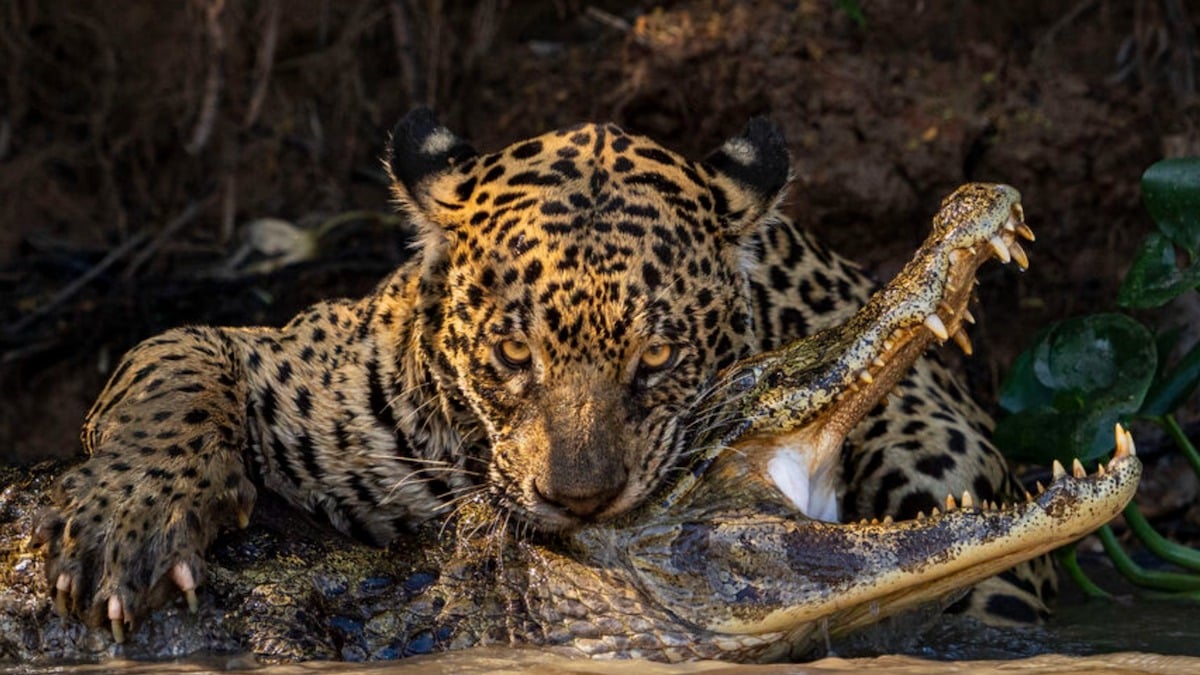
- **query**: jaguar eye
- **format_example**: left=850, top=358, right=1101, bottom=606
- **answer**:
left=639, top=343, right=678, bottom=373
left=496, top=339, right=532, bottom=369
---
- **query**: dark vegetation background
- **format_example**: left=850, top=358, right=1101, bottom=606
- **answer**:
left=1, top=0, right=1197, bottom=536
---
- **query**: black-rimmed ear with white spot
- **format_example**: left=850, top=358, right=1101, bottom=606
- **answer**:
left=702, top=117, right=792, bottom=236
left=385, top=107, right=478, bottom=219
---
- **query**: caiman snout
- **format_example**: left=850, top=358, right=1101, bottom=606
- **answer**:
left=535, top=474, right=626, bottom=518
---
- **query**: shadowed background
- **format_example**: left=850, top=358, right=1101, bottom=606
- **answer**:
left=1, top=0, right=1196, bottom=481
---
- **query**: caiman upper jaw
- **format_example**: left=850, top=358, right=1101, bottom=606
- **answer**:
left=710, top=183, right=1033, bottom=521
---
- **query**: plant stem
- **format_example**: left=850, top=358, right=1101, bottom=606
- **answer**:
left=1056, top=544, right=1110, bottom=598
left=1161, top=414, right=1200, bottom=477
left=1097, top=525, right=1200, bottom=592
left=1122, top=503, right=1200, bottom=572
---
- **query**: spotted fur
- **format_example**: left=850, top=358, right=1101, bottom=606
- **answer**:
left=36, top=108, right=1051, bottom=630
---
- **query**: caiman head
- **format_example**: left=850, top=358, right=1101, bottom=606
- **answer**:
left=557, top=183, right=1141, bottom=661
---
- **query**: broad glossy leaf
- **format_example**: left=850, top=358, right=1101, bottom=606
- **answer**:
left=1118, top=232, right=1200, bottom=308
left=1142, top=158, right=1200, bottom=255
left=996, top=314, right=1156, bottom=463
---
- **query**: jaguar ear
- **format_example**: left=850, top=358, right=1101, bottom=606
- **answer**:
left=385, top=107, right=478, bottom=221
left=702, top=117, right=792, bottom=235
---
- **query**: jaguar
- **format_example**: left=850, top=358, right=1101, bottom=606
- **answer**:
left=35, top=108, right=1052, bottom=642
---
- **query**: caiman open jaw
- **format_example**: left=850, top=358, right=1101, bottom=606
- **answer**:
left=567, top=183, right=1140, bottom=662
left=600, top=426, right=1139, bottom=661
left=715, top=183, right=1034, bottom=522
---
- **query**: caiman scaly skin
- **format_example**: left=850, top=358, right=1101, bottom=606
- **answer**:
left=0, top=184, right=1139, bottom=663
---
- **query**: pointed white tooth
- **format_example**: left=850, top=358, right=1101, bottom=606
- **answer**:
left=945, top=494, right=958, bottom=510
left=1036, top=480, right=1046, bottom=495
left=952, top=329, right=974, bottom=356
left=931, top=507, right=941, bottom=517
left=1114, top=423, right=1137, bottom=457
left=1096, top=462, right=1106, bottom=476
left=1024, top=490, right=1034, bottom=502
left=1052, top=459, right=1066, bottom=479
left=1072, top=458, right=1086, bottom=478
left=859, top=370, right=875, bottom=385
left=1017, top=222, right=1035, bottom=241
left=871, top=517, right=880, bottom=525
left=873, top=356, right=887, bottom=368
left=1004, top=215, right=1016, bottom=232
left=882, top=339, right=896, bottom=352
left=882, top=515, right=894, bottom=524
left=924, top=314, right=949, bottom=341
left=960, top=491, right=974, bottom=508
left=989, top=236, right=1011, bottom=263
left=962, top=308, right=976, bottom=324
left=1010, top=241, right=1029, bottom=270
left=916, top=510, right=926, bottom=520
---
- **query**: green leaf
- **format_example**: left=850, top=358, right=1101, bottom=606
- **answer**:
left=995, top=314, right=1156, bottom=463
left=1142, top=338, right=1200, bottom=416
left=1142, top=158, right=1200, bottom=255
left=998, top=341, right=1054, bottom=413
left=1117, top=232, right=1200, bottom=308
left=834, top=0, right=866, bottom=28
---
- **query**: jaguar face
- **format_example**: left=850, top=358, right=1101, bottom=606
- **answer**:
left=387, top=110, right=790, bottom=530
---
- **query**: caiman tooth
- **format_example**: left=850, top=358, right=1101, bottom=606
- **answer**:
left=962, top=308, right=976, bottom=324
left=952, top=328, right=974, bottom=356
left=915, top=510, right=926, bottom=520
left=1036, top=480, right=1046, bottom=495
left=945, top=494, right=958, bottom=510
left=989, top=236, right=1012, bottom=263
left=1097, top=462, right=1107, bottom=476
left=1024, top=490, right=1034, bottom=502
left=882, top=515, right=894, bottom=524
left=1114, top=423, right=1136, bottom=457
left=1052, top=459, right=1067, bottom=479
left=1010, top=241, right=1030, bottom=270
left=882, top=338, right=896, bottom=352
left=960, top=491, right=974, bottom=509
left=859, top=370, right=875, bottom=385
left=924, top=314, right=949, bottom=342
left=1072, top=458, right=1086, bottom=479
left=930, top=506, right=941, bottom=517
left=873, top=356, right=887, bottom=368
left=1017, top=222, right=1035, bottom=242
left=871, top=518, right=880, bottom=525
left=940, top=301, right=955, bottom=315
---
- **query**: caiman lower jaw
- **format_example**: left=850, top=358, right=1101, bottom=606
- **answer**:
left=705, top=426, right=1140, bottom=638
left=726, top=184, right=1033, bottom=522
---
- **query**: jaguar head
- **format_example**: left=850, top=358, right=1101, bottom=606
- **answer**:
left=386, top=108, right=791, bottom=531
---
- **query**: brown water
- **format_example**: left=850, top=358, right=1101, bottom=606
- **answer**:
left=4, top=596, right=1198, bottom=675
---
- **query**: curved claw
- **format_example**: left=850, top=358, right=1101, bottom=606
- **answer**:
left=171, top=561, right=199, bottom=613
left=107, top=595, right=126, bottom=644
left=54, top=573, right=72, bottom=616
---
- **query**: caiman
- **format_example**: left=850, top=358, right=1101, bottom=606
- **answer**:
left=0, top=183, right=1139, bottom=664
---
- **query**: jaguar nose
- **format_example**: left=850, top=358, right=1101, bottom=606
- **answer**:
left=535, top=479, right=626, bottom=519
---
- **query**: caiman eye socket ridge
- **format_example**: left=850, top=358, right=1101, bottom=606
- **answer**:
left=496, top=339, right=533, bottom=369
left=639, top=343, right=678, bottom=374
